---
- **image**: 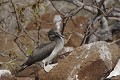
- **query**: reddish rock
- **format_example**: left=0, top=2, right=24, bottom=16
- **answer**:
left=0, top=77, right=35, bottom=80
left=38, top=41, right=120, bottom=80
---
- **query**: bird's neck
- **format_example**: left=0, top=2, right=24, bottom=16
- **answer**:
left=54, top=37, right=64, bottom=44
left=54, top=36, right=64, bottom=51
left=52, top=37, right=64, bottom=56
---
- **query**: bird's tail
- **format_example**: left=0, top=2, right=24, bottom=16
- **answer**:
left=17, top=63, right=28, bottom=73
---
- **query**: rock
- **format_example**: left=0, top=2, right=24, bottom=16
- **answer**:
left=0, top=77, right=16, bottom=80
left=0, top=70, right=14, bottom=80
left=38, top=41, right=120, bottom=80
left=0, top=70, right=11, bottom=77
left=15, top=77, right=34, bottom=80
left=0, top=76, right=34, bottom=80
left=106, top=59, right=120, bottom=79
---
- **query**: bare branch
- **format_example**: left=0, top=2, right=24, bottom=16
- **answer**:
left=0, top=25, right=17, bottom=37
left=49, top=0, right=64, bottom=16
left=0, top=1, right=9, bottom=6
left=84, top=5, right=98, bottom=14
left=64, top=5, right=84, bottom=17
left=61, top=17, right=69, bottom=35
left=110, top=39, right=120, bottom=45
left=51, top=0, right=98, bottom=14
left=107, top=17, right=120, bottom=21
left=0, top=25, right=28, bottom=57
left=10, top=0, right=37, bottom=43
left=80, top=15, right=102, bottom=45
left=14, top=37, right=28, bottom=57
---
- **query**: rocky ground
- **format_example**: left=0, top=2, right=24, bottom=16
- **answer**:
left=1, top=41, right=120, bottom=80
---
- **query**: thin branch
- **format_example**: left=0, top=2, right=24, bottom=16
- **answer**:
left=50, top=0, right=99, bottom=14
left=113, top=8, right=120, bottom=13
left=37, top=24, right=41, bottom=45
left=51, top=0, right=73, bottom=3
left=91, top=5, right=106, bottom=16
left=80, top=26, right=90, bottom=45
left=80, top=15, right=102, bottom=45
left=0, top=25, right=17, bottom=37
left=14, top=37, right=28, bottom=57
left=84, top=5, right=98, bottom=14
left=49, top=0, right=64, bottom=16
left=64, top=5, right=84, bottom=17
left=107, top=17, right=120, bottom=21
left=0, top=25, right=28, bottom=57
left=35, top=19, right=42, bottom=46
left=10, top=0, right=21, bottom=30
left=61, top=17, right=69, bottom=35
left=70, top=17, right=77, bottom=28
left=64, top=33, right=72, bottom=44
left=10, top=0, right=37, bottom=43
left=0, top=1, right=9, bottom=6
left=110, top=39, right=120, bottom=45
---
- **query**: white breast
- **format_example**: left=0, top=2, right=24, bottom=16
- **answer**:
left=42, top=37, right=64, bottom=63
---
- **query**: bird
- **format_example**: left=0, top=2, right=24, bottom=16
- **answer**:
left=18, top=29, right=64, bottom=72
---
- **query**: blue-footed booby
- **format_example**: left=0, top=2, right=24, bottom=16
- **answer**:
left=18, top=29, right=64, bottom=72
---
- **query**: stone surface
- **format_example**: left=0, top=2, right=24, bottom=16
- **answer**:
left=37, top=41, right=120, bottom=80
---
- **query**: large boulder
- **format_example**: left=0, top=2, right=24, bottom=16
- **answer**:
left=38, top=41, right=120, bottom=80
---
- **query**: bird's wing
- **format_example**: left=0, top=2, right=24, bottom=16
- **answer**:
left=31, top=41, right=56, bottom=57
left=23, top=41, right=56, bottom=66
